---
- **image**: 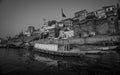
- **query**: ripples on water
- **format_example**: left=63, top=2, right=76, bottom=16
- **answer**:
left=0, top=48, right=120, bottom=75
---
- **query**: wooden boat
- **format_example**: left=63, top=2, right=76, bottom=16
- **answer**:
left=33, top=38, right=119, bottom=57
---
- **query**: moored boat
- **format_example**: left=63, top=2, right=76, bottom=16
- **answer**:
left=33, top=38, right=119, bottom=57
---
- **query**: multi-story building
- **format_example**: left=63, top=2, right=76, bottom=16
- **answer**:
left=94, top=9, right=106, bottom=19
left=86, top=12, right=96, bottom=19
left=103, top=5, right=116, bottom=17
left=74, top=10, right=88, bottom=21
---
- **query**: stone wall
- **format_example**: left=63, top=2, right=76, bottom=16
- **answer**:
left=96, top=21, right=109, bottom=34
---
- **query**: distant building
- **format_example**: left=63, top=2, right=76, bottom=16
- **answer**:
left=74, top=10, right=88, bottom=21
left=61, top=18, right=73, bottom=27
left=23, top=31, right=31, bottom=36
left=78, top=20, right=96, bottom=37
left=86, top=12, right=96, bottom=19
left=96, top=20, right=109, bottom=35
left=28, top=26, right=35, bottom=33
left=41, top=23, right=55, bottom=38
left=48, top=20, right=57, bottom=26
left=24, top=26, right=40, bottom=36
left=107, top=15, right=119, bottom=34
left=102, top=5, right=116, bottom=17
left=59, top=30, right=74, bottom=39
left=74, top=10, right=88, bottom=17
left=48, top=28, right=55, bottom=38
left=32, top=29, right=41, bottom=36
left=94, top=9, right=106, bottom=19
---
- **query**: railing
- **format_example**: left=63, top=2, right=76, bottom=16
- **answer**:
left=58, top=39, right=70, bottom=51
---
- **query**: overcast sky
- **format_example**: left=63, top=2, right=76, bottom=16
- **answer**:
left=0, top=0, right=119, bottom=38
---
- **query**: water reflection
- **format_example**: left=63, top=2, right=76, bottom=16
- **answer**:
left=0, top=48, right=120, bottom=75
left=33, top=51, right=120, bottom=75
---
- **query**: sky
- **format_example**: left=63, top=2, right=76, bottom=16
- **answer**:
left=0, top=0, right=119, bottom=38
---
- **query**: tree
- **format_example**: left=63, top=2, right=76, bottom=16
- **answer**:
left=6, top=36, right=12, bottom=41
left=48, top=20, right=57, bottom=26
left=18, top=32, right=24, bottom=37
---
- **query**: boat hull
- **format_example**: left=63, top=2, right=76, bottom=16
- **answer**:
left=34, top=48, right=86, bottom=57
left=34, top=46, right=112, bottom=57
left=33, top=43, right=118, bottom=57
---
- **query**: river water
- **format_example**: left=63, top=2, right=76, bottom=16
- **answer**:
left=0, top=48, right=120, bottom=75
